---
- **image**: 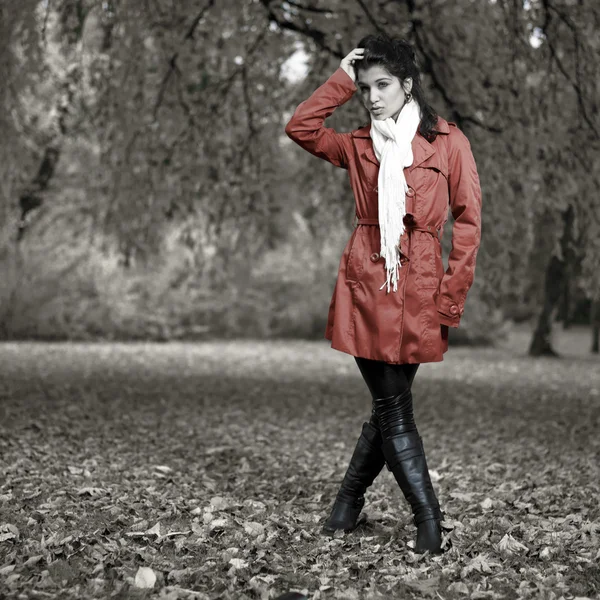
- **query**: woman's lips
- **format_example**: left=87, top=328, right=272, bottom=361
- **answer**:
left=371, top=107, right=384, bottom=114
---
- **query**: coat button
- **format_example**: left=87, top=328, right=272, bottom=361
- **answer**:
left=370, top=252, right=380, bottom=262
left=450, top=305, right=459, bottom=315
left=406, top=187, right=415, bottom=197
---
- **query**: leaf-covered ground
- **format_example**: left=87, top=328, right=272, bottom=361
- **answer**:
left=1, top=328, right=599, bottom=599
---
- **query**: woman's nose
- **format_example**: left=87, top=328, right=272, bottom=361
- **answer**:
left=370, top=89, right=379, bottom=103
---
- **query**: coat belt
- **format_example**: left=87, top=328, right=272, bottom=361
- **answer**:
left=355, top=217, right=441, bottom=241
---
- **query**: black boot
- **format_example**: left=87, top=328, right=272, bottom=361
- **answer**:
left=322, top=420, right=386, bottom=535
left=381, top=427, right=450, bottom=554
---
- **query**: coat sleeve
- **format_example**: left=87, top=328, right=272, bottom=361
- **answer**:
left=436, top=125, right=482, bottom=328
left=284, top=67, right=356, bottom=169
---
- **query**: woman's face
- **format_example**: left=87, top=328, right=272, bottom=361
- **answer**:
left=356, top=65, right=412, bottom=121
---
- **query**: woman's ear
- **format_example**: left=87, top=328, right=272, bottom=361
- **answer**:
left=403, top=77, right=413, bottom=94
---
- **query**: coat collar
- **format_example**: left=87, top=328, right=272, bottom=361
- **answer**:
left=351, top=116, right=449, bottom=169
left=351, top=116, right=450, bottom=138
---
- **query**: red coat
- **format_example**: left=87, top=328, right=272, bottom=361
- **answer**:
left=285, top=67, right=482, bottom=364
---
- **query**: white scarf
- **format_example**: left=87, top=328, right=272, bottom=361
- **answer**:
left=369, top=99, right=422, bottom=293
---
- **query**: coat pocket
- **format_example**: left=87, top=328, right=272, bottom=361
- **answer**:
left=411, top=238, right=441, bottom=289
left=345, top=228, right=365, bottom=283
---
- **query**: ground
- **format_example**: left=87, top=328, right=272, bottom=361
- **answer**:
left=0, top=324, right=599, bottom=599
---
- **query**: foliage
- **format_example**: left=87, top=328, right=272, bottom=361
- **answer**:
left=0, top=0, right=598, bottom=343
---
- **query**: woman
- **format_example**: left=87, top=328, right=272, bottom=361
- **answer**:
left=285, top=34, right=482, bottom=555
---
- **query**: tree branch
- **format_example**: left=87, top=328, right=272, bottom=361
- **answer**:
left=402, top=0, right=501, bottom=133
left=541, top=0, right=599, bottom=141
left=285, top=0, right=334, bottom=14
left=153, top=0, right=216, bottom=119
left=354, top=0, right=387, bottom=35
left=259, top=0, right=342, bottom=58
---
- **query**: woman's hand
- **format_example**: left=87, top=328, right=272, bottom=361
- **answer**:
left=339, top=48, right=365, bottom=82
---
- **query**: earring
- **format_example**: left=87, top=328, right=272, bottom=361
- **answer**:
left=405, top=92, right=412, bottom=103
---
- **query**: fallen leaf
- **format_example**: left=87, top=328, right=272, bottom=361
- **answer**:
left=134, top=566, right=156, bottom=588
left=497, top=533, right=529, bottom=554
left=450, top=491, right=477, bottom=501
left=480, top=497, right=493, bottom=509
left=210, top=496, right=228, bottom=511
left=461, top=553, right=502, bottom=577
left=243, top=521, right=264, bottom=537
left=208, top=517, right=229, bottom=531
left=448, top=581, right=470, bottom=595
left=77, top=487, right=107, bottom=497
left=0, top=523, right=19, bottom=542
left=0, top=565, right=16, bottom=576
left=145, top=522, right=162, bottom=536
left=154, top=465, right=173, bottom=474
left=229, top=558, right=248, bottom=569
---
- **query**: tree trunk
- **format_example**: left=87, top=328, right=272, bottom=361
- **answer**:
left=529, top=205, right=574, bottom=356
left=591, top=298, right=599, bottom=354
left=529, top=253, right=563, bottom=356
left=17, top=146, right=61, bottom=240
left=558, top=270, right=571, bottom=328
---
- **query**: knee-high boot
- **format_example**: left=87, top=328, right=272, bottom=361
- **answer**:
left=376, top=389, right=451, bottom=554
left=322, top=416, right=386, bottom=535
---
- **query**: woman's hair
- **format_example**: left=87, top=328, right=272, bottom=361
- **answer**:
left=354, top=34, right=439, bottom=142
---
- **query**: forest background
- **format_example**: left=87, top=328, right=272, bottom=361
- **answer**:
left=0, top=0, right=598, bottom=357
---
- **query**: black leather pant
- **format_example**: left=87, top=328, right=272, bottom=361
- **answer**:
left=354, top=357, right=420, bottom=441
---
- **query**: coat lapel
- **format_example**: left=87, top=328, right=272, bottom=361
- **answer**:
left=411, top=134, right=435, bottom=168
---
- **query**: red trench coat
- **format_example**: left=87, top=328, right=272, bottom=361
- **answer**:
left=285, top=67, right=482, bottom=364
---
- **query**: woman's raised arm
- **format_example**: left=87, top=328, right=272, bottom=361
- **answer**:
left=284, top=49, right=364, bottom=169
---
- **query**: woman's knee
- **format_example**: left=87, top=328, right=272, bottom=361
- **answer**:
left=372, top=388, right=417, bottom=438
left=356, top=358, right=420, bottom=436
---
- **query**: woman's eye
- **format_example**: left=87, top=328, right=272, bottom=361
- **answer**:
left=379, top=83, right=388, bottom=88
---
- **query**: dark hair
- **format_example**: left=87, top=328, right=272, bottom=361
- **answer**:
left=354, top=34, right=439, bottom=143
